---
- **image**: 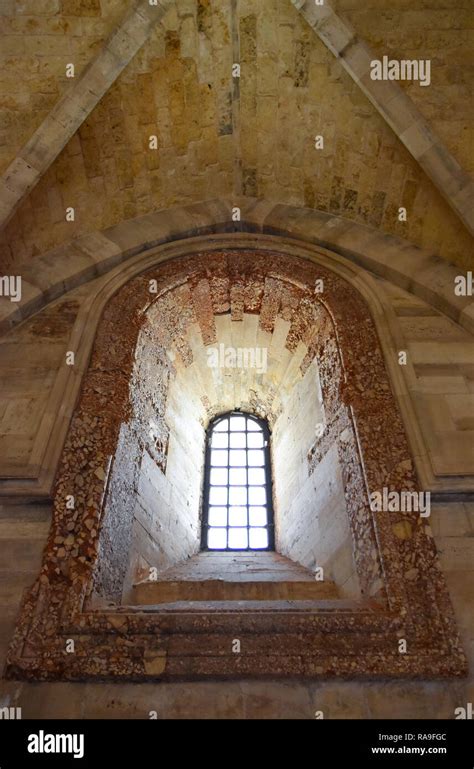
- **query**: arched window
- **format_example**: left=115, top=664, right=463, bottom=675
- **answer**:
left=201, top=412, right=275, bottom=551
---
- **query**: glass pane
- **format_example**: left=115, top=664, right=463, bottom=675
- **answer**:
left=249, top=506, right=267, bottom=526
left=229, top=449, right=246, bottom=467
left=249, top=528, right=268, bottom=549
left=248, top=449, right=264, bottom=467
left=228, top=507, right=247, bottom=527
left=229, top=432, right=246, bottom=449
left=205, top=413, right=273, bottom=551
left=249, top=486, right=266, bottom=505
left=247, top=432, right=264, bottom=449
left=247, top=419, right=261, bottom=431
left=211, top=450, right=228, bottom=467
left=208, top=507, right=227, bottom=526
left=228, top=528, right=248, bottom=549
left=229, top=415, right=246, bottom=431
left=229, top=467, right=247, bottom=485
left=229, top=486, right=247, bottom=506
left=210, top=467, right=228, bottom=486
left=208, top=528, right=227, bottom=549
left=209, top=486, right=227, bottom=506
left=211, top=432, right=228, bottom=448
left=248, top=467, right=265, bottom=485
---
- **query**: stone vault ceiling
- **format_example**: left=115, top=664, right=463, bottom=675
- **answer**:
left=0, top=0, right=472, bottom=270
left=333, top=0, right=473, bottom=177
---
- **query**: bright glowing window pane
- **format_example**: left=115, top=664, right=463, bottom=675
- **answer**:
left=211, top=450, right=228, bottom=467
left=208, top=528, right=227, bottom=549
left=249, top=507, right=267, bottom=526
left=208, top=507, right=227, bottom=526
left=248, top=467, right=265, bottom=485
left=229, top=449, right=246, bottom=467
left=247, top=419, right=260, bottom=431
left=210, top=468, right=228, bottom=486
left=249, top=486, right=266, bottom=505
left=211, top=432, right=228, bottom=448
left=229, top=416, right=246, bottom=431
left=229, top=432, right=246, bottom=448
left=229, top=468, right=247, bottom=485
left=209, top=486, right=227, bottom=506
left=203, top=413, right=274, bottom=551
left=228, top=528, right=248, bottom=549
left=248, top=450, right=264, bottom=467
left=247, top=432, right=264, bottom=448
left=249, top=528, right=268, bottom=549
left=229, top=486, right=247, bottom=506
left=228, top=507, right=247, bottom=527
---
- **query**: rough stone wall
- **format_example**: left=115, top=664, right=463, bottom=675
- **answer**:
left=273, top=359, right=360, bottom=598
left=98, top=288, right=206, bottom=602
left=124, top=325, right=206, bottom=598
left=333, top=0, right=473, bottom=174
left=8, top=248, right=459, bottom=686
left=0, top=294, right=79, bottom=473
left=1, top=0, right=472, bottom=269
left=100, top=253, right=371, bottom=600
left=0, top=0, right=234, bottom=269
left=0, top=0, right=130, bottom=175
left=238, top=0, right=473, bottom=268
left=0, top=246, right=472, bottom=704
left=308, top=444, right=359, bottom=598
left=1, top=498, right=473, bottom=716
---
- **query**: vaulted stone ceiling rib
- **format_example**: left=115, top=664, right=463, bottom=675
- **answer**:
left=0, top=0, right=472, bottom=271
left=0, top=0, right=174, bottom=229
left=292, top=0, right=474, bottom=235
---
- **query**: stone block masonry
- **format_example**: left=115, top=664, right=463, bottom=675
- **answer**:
left=0, top=0, right=472, bottom=270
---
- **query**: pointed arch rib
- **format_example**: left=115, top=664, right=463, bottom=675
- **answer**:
left=0, top=0, right=174, bottom=231
left=291, top=0, right=474, bottom=236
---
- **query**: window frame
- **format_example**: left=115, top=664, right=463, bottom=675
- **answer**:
left=201, top=411, right=275, bottom=552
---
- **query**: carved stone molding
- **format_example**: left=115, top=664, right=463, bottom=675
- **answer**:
left=5, top=249, right=467, bottom=681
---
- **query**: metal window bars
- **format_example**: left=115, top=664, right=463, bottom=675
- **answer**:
left=201, top=411, right=275, bottom=551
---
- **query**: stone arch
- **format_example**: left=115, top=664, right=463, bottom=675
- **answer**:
left=47, top=249, right=411, bottom=604
left=5, top=244, right=466, bottom=681
left=2, top=200, right=472, bottom=339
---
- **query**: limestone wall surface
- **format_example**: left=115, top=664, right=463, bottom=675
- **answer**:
left=274, top=359, right=359, bottom=598
left=1, top=0, right=472, bottom=268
